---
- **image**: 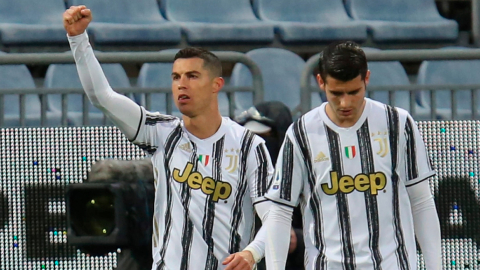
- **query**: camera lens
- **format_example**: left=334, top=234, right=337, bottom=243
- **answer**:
left=70, top=189, right=115, bottom=236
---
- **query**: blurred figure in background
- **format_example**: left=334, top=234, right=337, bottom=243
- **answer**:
left=235, top=101, right=304, bottom=270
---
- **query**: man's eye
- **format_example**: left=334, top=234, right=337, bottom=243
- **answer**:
left=349, top=91, right=360, bottom=95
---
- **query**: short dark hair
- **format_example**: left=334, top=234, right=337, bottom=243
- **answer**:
left=174, top=47, right=222, bottom=77
left=318, top=41, right=367, bottom=83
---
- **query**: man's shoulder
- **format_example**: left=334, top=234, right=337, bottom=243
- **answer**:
left=225, top=118, right=266, bottom=148
left=368, top=99, right=411, bottom=120
left=287, top=107, right=324, bottom=134
left=144, top=111, right=180, bottom=126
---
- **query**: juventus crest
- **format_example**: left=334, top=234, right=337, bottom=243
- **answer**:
left=224, top=148, right=239, bottom=173
left=372, top=130, right=389, bottom=157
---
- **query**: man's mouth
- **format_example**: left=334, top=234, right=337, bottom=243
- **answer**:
left=178, top=94, right=190, bottom=101
left=339, top=109, right=352, bottom=115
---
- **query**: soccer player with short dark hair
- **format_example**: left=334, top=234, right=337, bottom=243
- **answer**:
left=264, top=41, right=441, bottom=270
left=63, top=6, right=274, bottom=270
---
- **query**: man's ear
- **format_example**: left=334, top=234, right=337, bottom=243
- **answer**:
left=317, top=74, right=326, bottom=92
left=213, top=77, right=225, bottom=93
left=364, top=70, right=371, bottom=86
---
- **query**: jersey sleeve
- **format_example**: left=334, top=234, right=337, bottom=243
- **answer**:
left=69, top=31, right=181, bottom=154
left=131, top=107, right=181, bottom=155
left=246, top=141, right=274, bottom=204
left=403, top=114, right=435, bottom=187
left=265, top=131, right=305, bottom=207
left=69, top=32, right=142, bottom=140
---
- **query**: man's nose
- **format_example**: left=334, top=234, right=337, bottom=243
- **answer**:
left=339, top=96, right=348, bottom=107
left=177, top=75, right=187, bottom=89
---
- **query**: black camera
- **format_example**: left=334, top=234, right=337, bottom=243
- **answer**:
left=66, top=173, right=155, bottom=258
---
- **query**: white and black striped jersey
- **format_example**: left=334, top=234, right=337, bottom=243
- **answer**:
left=132, top=107, right=274, bottom=270
left=265, top=98, right=435, bottom=270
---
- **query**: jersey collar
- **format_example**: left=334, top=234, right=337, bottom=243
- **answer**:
left=183, top=117, right=229, bottom=144
left=319, top=98, right=372, bottom=133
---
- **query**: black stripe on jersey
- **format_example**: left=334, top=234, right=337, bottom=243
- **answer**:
left=157, top=125, right=183, bottom=270
left=292, top=118, right=327, bottom=268
left=252, top=199, right=267, bottom=206
left=405, top=177, right=430, bottom=187
left=325, top=125, right=356, bottom=270
left=265, top=167, right=275, bottom=192
left=203, top=136, right=225, bottom=270
left=279, top=138, right=294, bottom=201
left=180, top=142, right=198, bottom=270
left=254, top=143, right=269, bottom=198
left=130, top=105, right=143, bottom=142
left=266, top=198, right=295, bottom=208
left=357, top=121, right=383, bottom=270
left=386, top=105, right=410, bottom=270
left=136, top=143, right=158, bottom=155
left=145, top=112, right=178, bottom=126
left=228, top=130, right=255, bottom=253
left=405, top=117, right=418, bottom=180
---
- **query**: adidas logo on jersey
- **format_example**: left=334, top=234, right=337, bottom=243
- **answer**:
left=322, top=171, right=387, bottom=195
left=173, top=162, right=232, bottom=202
left=179, top=142, right=192, bottom=153
left=314, top=151, right=329, bottom=163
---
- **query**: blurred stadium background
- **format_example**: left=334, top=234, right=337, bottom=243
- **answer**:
left=1, top=0, right=480, bottom=269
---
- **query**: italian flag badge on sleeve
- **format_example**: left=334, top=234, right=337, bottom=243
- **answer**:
left=345, top=146, right=356, bottom=159
left=198, top=155, right=210, bottom=166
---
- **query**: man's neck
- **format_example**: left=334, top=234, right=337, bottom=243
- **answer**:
left=183, top=112, right=223, bottom=139
left=326, top=99, right=366, bottom=128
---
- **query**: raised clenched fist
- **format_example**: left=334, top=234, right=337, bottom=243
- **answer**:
left=63, top=5, right=92, bottom=37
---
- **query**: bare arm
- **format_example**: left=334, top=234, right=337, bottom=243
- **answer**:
left=64, top=6, right=141, bottom=140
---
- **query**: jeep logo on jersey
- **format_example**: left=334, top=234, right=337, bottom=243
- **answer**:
left=173, top=162, right=232, bottom=202
left=322, top=171, right=387, bottom=195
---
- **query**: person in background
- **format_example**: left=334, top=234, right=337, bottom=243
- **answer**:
left=235, top=101, right=305, bottom=270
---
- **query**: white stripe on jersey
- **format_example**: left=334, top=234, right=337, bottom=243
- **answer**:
left=132, top=109, right=274, bottom=270
left=266, top=98, right=435, bottom=270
